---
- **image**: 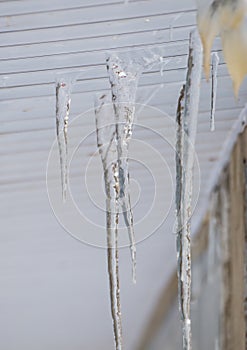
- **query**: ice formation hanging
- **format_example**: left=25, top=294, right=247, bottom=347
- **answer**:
left=175, top=30, right=202, bottom=350
left=55, top=76, right=75, bottom=201
left=95, top=51, right=161, bottom=350
left=95, top=60, right=141, bottom=350
left=95, top=94, right=123, bottom=350
left=210, top=52, right=219, bottom=132
left=196, top=0, right=247, bottom=96
left=106, top=54, right=145, bottom=284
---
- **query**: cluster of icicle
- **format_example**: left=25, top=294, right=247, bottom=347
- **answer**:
left=54, top=31, right=220, bottom=350
left=54, top=51, right=164, bottom=350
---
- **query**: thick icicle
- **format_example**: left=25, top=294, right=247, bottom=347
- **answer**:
left=55, top=77, right=74, bottom=201
left=175, top=30, right=202, bottom=350
left=210, top=52, right=219, bottom=131
left=106, top=54, right=144, bottom=284
left=95, top=95, right=123, bottom=350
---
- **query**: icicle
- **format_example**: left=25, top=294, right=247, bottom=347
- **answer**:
left=55, top=76, right=74, bottom=202
left=105, top=50, right=159, bottom=281
left=95, top=51, right=160, bottom=349
left=95, top=95, right=123, bottom=350
left=106, top=165, right=122, bottom=350
left=106, top=54, right=144, bottom=284
left=175, top=30, right=202, bottom=350
left=210, top=52, right=219, bottom=131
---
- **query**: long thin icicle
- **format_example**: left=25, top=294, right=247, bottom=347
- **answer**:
left=95, top=96, right=123, bottom=350
left=96, top=51, right=160, bottom=349
left=175, top=30, right=202, bottom=350
left=105, top=51, right=160, bottom=282
left=210, top=52, right=219, bottom=131
left=106, top=54, right=143, bottom=284
left=55, top=77, right=74, bottom=201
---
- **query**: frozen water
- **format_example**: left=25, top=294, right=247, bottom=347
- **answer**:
left=95, top=95, right=123, bottom=350
left=95, top=50, right=161, bottom=349
left=210, top=52, right=219, bottom=131
left=106, top=54, right=141, bottom=284
left=55, top=75, right=75, bottom=201
left=55, top=69, right=94, bottom=201
left=106, top=51, right=161, bottom=283
left=175, top=30, right=202, bottom=350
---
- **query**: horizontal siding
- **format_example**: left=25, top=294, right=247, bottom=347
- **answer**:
left=0, top=0, right=123, bottom=17
left=0, top=13, right=196, bottom=56
left=0, top=0, right=195, bottom=32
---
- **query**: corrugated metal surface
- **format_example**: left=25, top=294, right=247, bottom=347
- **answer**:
left=1, top=1, right=246, bottom=349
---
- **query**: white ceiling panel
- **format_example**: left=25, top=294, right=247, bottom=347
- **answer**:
left=1, top=0, right=247, bottom=349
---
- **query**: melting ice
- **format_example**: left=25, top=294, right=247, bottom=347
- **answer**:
left=210, top=52, right=219, bottom=131
left=175, top=30, right=202, bottom=350
left=95, top=50, right=161, bottom=350
left=55, top=76, right=74, bottom=202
